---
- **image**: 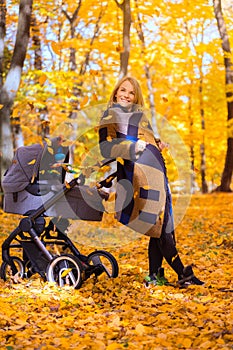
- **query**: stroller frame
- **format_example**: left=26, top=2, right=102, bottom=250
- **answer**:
left=1, top=173, right=119, bottom=289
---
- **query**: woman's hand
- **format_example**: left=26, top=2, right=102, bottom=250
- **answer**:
left=135, top=140, right=147, bottom=154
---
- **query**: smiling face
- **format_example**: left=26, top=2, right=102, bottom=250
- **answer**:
left=108, top=76, right=145, bottom=108
left=115, top=80, right=136, bottom=107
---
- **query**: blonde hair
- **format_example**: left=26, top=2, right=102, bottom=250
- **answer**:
left=108, top=76, right=145, bottom=108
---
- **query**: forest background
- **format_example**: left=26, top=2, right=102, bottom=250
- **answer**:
left=0, top=0, right=233, bottom=197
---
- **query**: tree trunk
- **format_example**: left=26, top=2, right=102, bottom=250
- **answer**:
left=0, top=0, right=6, bottom=88
left=213, top=0, right=233, bottom=192
left=186, top=86, right=197, bottom=193
left=0, top=0, right=33, bottom=205
left=62, top=1, right=82, bottom=72
left=199, top=81, right=208, bottom=193
left=115, top=0, right=131, bottom=79
left=0, top=0, right=7, bottom=208
left=134, top=0, right=158, bottom=135
left=31, top=14, right=42, bottom=70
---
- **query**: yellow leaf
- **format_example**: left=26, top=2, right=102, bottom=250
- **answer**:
left=90, top=69, right=100, bottom=76
left=116, top=157, right=124, bottom=165
left=142, top=185, right=150, bottom=190
left=47, top=146, right=54, bottom=155
left=216, top=237, right=224, bottom=246
left=103, top=115, right=113, bottom=120
left=45, top=137, right=52, bottom=146
left=141, top=121, right=148, bottom=128
left=28, top=159, right=36, bottom=165
left=110, top=315, right=120, bottom=328
left=92, top=93, right=98, bottom=101
left=0, top=104, right=4, bottom=110
left=66, top=89, right=72, bottom=98
left=181, top=338, right=192, bottom=348
left=86, top=189, right=94, bottom=196
left=121, top=140, right=132, bottom=146
left=116, top=45, right=124, bottom=53
left=61, top=268, right=72, bottom=277
left=80, top=96, right=89, bottom=108
left=39, top=74, right=47, bottom=86
left=65, top=181, right=71, bottom=189
left=31, top=172, right=36, bottom=183
left=51, top=41, right=61, bottom=55
left=135, top=323, right=145, bottom=335
left=50, top=169, right=60, bottom=175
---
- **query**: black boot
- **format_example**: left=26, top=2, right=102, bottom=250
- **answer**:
left=178, top=265, right=204, bottom=288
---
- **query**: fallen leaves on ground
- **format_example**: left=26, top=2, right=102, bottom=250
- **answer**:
left=0, top=193, right=232, bottom=349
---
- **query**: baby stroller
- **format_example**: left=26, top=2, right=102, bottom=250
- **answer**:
left=0, top=137, right=119, bottom=289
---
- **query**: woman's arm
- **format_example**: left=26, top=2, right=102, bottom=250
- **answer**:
left=99, top=111, right=141, bottom=160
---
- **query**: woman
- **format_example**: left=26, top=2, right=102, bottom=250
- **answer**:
left=99, top=76, right=204, bottom=287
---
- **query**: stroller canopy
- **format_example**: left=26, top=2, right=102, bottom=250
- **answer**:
left=2, top=138, right=68, bottom=194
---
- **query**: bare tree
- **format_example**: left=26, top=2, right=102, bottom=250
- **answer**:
left=213, top=0, right=233, bottom=192
left=31, top=14, right=42, bottom=70
left=62, top=0, right=82, bottom=72
left=0, top=0, right=33, bottom=204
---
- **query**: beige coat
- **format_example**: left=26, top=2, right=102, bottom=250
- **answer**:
left=99, top=105, right=167, bottom=238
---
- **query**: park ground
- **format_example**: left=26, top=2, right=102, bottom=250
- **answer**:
left=0, top=193, right=232, bottom=349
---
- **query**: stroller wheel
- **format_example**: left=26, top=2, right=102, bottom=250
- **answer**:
left=0, top=256, right=25, bottom=281
left=87, top=250, right=119, bottom=279
left=46, top=254, right=83, bottom=289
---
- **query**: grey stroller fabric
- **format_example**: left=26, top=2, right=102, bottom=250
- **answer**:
left=2, top=143, right=44, bottom=193
left=2, top=140, right=107, bottom=220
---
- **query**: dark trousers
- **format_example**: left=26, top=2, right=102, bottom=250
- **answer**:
left=148, top=187, right=184, bottom=277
